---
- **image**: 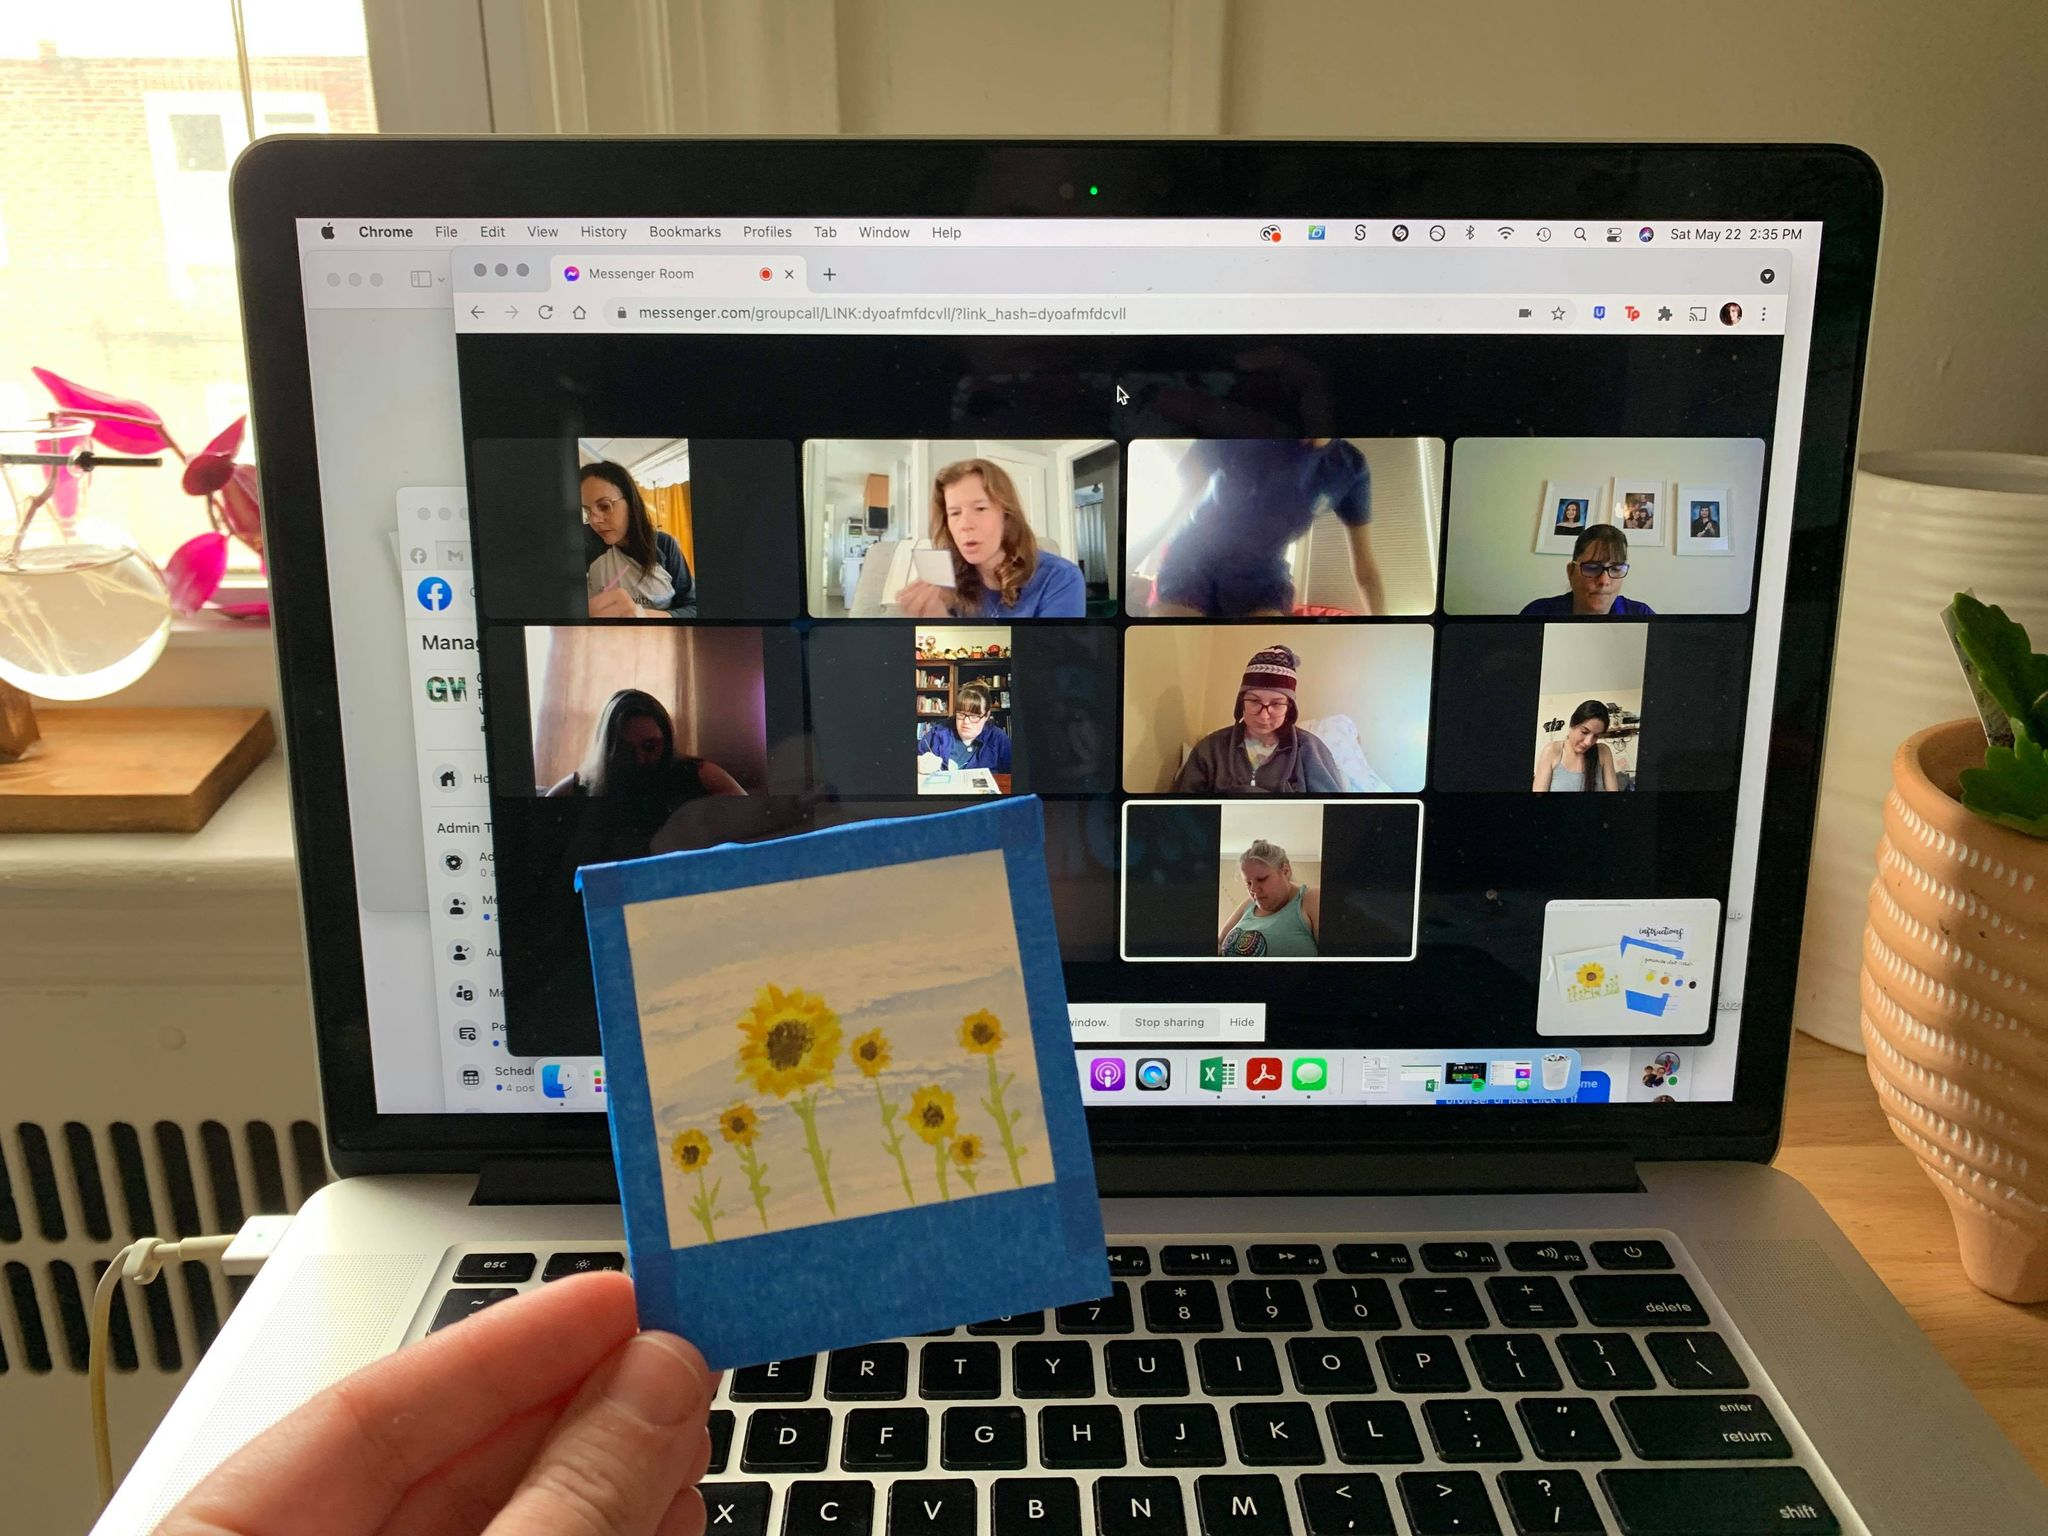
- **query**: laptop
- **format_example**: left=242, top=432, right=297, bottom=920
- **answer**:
left=91, top=139, right=2048, bottom=1535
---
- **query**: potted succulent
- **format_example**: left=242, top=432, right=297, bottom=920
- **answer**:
left=1860, top=594, right=2048, bottom=1301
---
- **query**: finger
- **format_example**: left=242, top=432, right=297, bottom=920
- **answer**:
left=652, top=1486, right=707, bottom=1536
left=157, top=1273, right=640, bottom=1536
left=485, top=1331, right=712, bottom=1536
left=377, top=1394, right=569, bottom=1536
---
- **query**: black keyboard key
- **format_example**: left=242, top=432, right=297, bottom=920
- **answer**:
left=1249, top=1243, right=1328, bottom=1274
left=1328, top=1400, right=1424, bottom=1464
left=1108, top=1246, right=1153, bottom=1277
left=1196, top=1474, right=1293, bottom=1534
left=1107, top=1339, right=1190, bottom=1397
left=889, top=1478, right=977, bottom=1536
left=707, top=1409, right=734, bottom=1473
left=1424, top=1398, right=1523, bottom=1462
left=1298, top=1473, right=1398, bottom=1534
left=784, top=1481, right=875, bottom=1535
left=1315, top=1278, right=1400, bottom=1332
left=1334, top=1243, right=1413, bottom=1274
left=920, top=1341, right=1001, bottom=1399
left=968, top=1311, right=1045, bottom=1336
left=1232, top=1400, right=1325, bottom=1465
left=1468, top=1335, right=1560, bottom=1393
left=828, top=1342, right=909, bottom=1400
left=740, top=1407, right=832, bottom=1473
left=1516, top=1397, right=1619, bottom=1461
left=453, top=1251, right=535, bottom=1283
left=1040, top=1404, right=1128, bottom=1469
left=1612, top=1395, right=1792, bottom=1460
left=941, top=1405, right=1027, bottom=1470
left=1598, top=1467, right=1839, bottom=1533
left=698, top=1481, right=772, bottom=1535
left=1136, top=1403, right=1227, bottom=1466
left=1012, top=1340, right=1095, bottom=1398
left=1229, top=1278, right=1313, bottom=1332
left=427, top=1287, right=516, bottom=1332
left=730, top=1355, right=816, bottom=1402
left=540, top=1249, right=624, bottom=1281
left=1487, top=1276, right=1576, bottom=1329
left=1402, top=1278, right=1489, bottom=1330
left=1096, top=1476, right=1190, bottom=1536
left=1379, top=1335, right=1469, bottom=1393
left=1503, top=1242, right=1587, bottom=1273
left=1287, top=1336, right=1376, bottom=1395
left=1648, top=1331, right=1749, bottom=1390
left=1161, top=1244, right=1238, bottom=1275
left=1144, top=1279, right=1224, bottom=1333
left=841, top=1407, right=928, bottom=1471
left=1557, top=1332, right=1654, bottom=1391
left=1498, top=1469, right=1604, bottom=1535
left=1573, top=1273, right=1709, bottom=1328
left=1399, top=1470, right=1501, bottom=1534
left=1197, top=1337, right=1283, bottom=1396
left=992, top=1478, right=1081, bottom=1536
left=1591, top=1239, right=1674, bottom=1270
left=1056, top=1283, right=1134, bottom=1334
left=1420, top=1242, right=1500, bottom=1274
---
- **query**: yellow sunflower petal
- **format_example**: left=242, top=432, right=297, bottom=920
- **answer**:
left=851, top=1028, right=892, bottom=1078
left=736, top=985, right=844, bottom=1097
left=908, top=1085, right=958, bottom=1145
left=959, top=1009, right=1006, bottom=1055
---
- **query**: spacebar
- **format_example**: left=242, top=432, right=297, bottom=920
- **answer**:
left=1600, top=1468, right=1840, bottom=1534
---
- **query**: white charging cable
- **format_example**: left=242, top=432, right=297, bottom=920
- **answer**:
left=89, top=1214, right=293, bottom=1504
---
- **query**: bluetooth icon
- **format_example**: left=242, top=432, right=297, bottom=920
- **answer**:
left=1464, top=224, right=1476, bottom=240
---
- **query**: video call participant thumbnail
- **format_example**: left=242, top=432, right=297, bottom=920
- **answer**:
left=1521, top=525, right=1655, bottom=618
left=895, top=458, right=1087, bottom=619
left=1218, top=837, right=1321, bottom=956
left=1139, top=439, right=1383, bottom=618
left=546, top=685, right=747, bottom=807
left=1175, top=643, right=1343, bottom=794
left=917, top=683, right=1013, bottom=776
left=1534, top=700, right=1621, bottom=793
left=581, top=460, right=695, bottom=619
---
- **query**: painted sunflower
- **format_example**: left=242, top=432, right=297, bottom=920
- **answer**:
left=1576, top=962, right=1606, bottom=989
left=718, top=1104, right=759, bottom=1146
left=908, top=1085, right=959, bottom=1145
left=950, top=1133, right=985, bottom=1170
left=735, top=983, right=842, bottom=1097
left=851, top=1028, right=892, bottom=1078
left=959, top=1009, right=1006, bottom=1055
left=670, top=1130, right=712, bottom=1172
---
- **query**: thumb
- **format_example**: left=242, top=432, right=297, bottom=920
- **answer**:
left=486, top=1331, right=714, bottom=1536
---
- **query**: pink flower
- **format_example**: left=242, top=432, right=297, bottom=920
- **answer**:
left=30, top=368, right=173, bottom=455
left=219, top=463, right=263, bottom=554
left=165, top=532, right=229, bottom=614
left=180, top=417, right=246, bottom=495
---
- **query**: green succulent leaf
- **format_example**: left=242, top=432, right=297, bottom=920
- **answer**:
left=1958, top=735, right=2048, bottom=839
left=1950, top=593, right=2048, bottom=746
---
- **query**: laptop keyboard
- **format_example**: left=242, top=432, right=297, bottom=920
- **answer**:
left=419, top=1233, right=1853, bottom=1535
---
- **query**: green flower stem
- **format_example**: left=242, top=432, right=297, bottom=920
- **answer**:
left=688, top=1169, right=718, bottom=1244
left=983, top=1053, right=1028, bottom=1186
left=958, top=1160, right=979, bottom=1194
left=737, top=1143, right=772, bottom=1230
left=932, top=1139, right=952, bottom=1201
left=790, top=1092, right=837, bottom=1213
left=875, top=1081, right=916, bottom=1205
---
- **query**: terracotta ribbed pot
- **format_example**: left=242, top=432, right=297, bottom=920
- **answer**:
left=1861, top=719, right=2048, bottom=1302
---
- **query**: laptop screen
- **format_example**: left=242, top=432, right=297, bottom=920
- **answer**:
left=295, top=214, right=1817, bottom=1118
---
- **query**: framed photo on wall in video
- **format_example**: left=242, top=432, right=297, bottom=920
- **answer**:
left=1535, top=480, right=1601, bottom=556
left=1611, top=478, right=1664, bottom=544
left=1677, top=484, right=1734, bottom=557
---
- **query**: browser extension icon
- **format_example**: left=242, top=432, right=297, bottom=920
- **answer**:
left=1592, top=304, right=1607, bottom=320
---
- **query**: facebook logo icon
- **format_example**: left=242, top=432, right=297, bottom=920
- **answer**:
left=415, top=576, right=452, bottom=612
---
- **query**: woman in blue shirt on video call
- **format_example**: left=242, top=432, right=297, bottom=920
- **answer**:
left=893, top=457, right=1087, bottom=619
left=916, top=684, right=1013, bottom=776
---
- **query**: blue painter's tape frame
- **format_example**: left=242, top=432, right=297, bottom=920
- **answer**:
left=578, top=796, right=1108, bottom=1369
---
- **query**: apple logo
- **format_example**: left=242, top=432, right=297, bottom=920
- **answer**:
left=320, top=222, right=335, bottom=240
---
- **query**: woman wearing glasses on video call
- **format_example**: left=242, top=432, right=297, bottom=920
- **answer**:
left=916, top=684, right=1013, bottom=777
left=1520, top=524, right=1656, bottom=617
left=1173, top=644, right=1342, bottom=794
left=581, top=461, right=697, bottom=619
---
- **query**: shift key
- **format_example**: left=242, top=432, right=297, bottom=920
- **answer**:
left=1611, top=1395, right=1792, bottom=1460
left=1599, top=1468, right=1838, bottom=1533
left=1572, top=1273, right=1710, bottom=1327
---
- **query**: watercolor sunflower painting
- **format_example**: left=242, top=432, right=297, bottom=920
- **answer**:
left=578, top=797, right=1106, bottom=1370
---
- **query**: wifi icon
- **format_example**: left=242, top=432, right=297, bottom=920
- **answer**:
left=1497, top=225, right=1514, bottom=239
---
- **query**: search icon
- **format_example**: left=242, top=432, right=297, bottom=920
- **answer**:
left=1573, top=226, right=1588, bottom=242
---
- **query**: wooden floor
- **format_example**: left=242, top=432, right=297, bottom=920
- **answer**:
left=1776, top=1033, right=2048, bottom=1479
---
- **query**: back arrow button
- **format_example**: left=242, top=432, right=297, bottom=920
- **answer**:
left=467, top=305, right=483, bottom=320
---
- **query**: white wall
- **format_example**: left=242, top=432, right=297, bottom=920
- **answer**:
left=1445, top=437, right=1765, bottom=614
left=1122, top=623, right=1433, bottom=791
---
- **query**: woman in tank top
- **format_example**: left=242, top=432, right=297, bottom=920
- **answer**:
left=1217, top=838, right=1321, bottom=957
left=1532, top=699, right=1619, bottom=793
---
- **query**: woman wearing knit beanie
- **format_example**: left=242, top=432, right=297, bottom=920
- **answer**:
left=1172, top=643, right=1343, bottom=794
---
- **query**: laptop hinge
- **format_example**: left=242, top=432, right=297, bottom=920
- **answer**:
left=472, top=1154, right=620, bottom=1206
left=1095, top=1143, right=1642, bottom=1199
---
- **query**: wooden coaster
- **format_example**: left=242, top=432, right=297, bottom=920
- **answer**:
left=0, top=706, right=275, bottom=833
